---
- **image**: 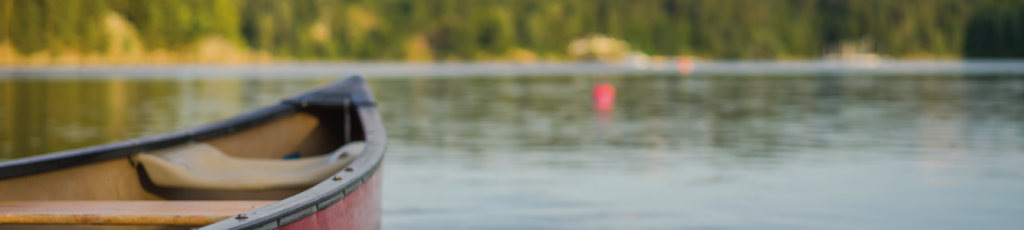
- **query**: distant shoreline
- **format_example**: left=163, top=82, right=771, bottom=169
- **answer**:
left=3, top=60, right=1024, bottom=78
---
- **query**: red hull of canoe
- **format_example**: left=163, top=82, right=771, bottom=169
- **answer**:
left=278, top=168, right=382, bottom=230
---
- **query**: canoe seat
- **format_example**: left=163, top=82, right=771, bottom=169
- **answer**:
left=0, top=200, right=275, bottom=225
left=134, top=141, right=364, bottom=190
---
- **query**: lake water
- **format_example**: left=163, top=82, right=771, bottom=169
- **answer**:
left=2, top=71, right=1024, bottom=229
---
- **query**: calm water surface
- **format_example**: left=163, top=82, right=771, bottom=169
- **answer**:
left=2, top=74, right=1024, bottom=229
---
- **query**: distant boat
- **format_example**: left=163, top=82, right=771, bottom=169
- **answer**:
left=0, top=76, right=386, bottom=230
left=822, top=38, right=885, bottom=62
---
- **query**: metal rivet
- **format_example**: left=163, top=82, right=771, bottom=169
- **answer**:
left=236, top=214, right=248, bottom=219
left=345, top=167, right=354, bottom=172
left=333, top=176, right=342, bottom=181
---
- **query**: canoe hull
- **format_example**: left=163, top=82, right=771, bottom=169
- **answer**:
left=278, top=167, right=381, bottom=230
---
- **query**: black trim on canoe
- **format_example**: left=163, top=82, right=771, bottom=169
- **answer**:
left=0, top=76, right=387, bottom=230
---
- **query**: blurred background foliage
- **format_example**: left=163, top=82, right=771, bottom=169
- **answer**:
left=1, top=0, right=1022, bottom=62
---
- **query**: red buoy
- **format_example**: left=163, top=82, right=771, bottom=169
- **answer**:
left=592, top=83, right=616, bottom=112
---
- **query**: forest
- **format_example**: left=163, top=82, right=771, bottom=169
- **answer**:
left=1, top=0, right=1022, bottom=63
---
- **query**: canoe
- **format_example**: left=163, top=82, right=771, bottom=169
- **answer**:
left=0, top=76, right=386, bottom=230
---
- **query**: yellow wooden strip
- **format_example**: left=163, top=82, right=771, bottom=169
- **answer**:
left=0, top=201, right=276, bottom=225
left=0, top=214, right=229, bottom=225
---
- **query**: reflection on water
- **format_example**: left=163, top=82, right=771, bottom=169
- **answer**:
left=0, top=78, right=333, bottom=159
left=2, top=74, right=1024, bottom=229
left=377, top=75, right=1024, bottom=158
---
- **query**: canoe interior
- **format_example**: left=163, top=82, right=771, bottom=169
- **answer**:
left=0, top=97, right=366, bottom=227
